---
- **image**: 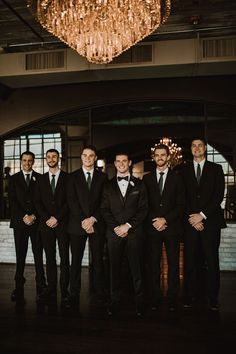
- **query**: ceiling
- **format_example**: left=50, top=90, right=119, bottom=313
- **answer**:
left=0, top=0, right=236, bottom=53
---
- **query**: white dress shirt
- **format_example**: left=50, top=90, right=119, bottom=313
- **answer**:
left=117, top=173, right=130, bottom=197
left=156, top=167, right=168, bottom=189
left=49, top=169, right=60, bottom=187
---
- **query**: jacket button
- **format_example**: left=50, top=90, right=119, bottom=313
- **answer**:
left=160, top=203, right=163, bottom=207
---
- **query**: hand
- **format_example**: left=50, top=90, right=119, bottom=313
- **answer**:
left=188, top=213, right=203, bottom=227
left=46, top=216, right=58, bottom=228
left=114, top=224, right=130, bottom=238
left=23, top=214, right=35, bottom=226
left=86, top=226, right=95, bottom=234
left=81, top=216, right=96, bottom=232
left=193, top=221, right=204, bottom=231
left=152, top=217, right=167, bottom=232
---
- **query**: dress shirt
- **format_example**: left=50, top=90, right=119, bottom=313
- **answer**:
left=23, top=170, right=33, bottom=182
left=117, top=173, right=130, bottom=197
left=82, top=167, right=94, bottom=181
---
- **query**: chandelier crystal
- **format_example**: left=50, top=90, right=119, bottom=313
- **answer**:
left=27, top=0, right=171, bottom=64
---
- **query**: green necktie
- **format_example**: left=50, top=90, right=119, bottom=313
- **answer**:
left=159, top=172, right=164, bottom=195
left=196, top=164, right=201, bottom=184
left=51, top=174, right=56, bottom=193
left=87, top=172, right=92, bottom=190
left=25, top=174, right=30, bottom=186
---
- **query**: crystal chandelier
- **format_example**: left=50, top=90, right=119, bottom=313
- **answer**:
left=27, top=0, right=171, bottom=64
left=151, top=137, right=183, bottom=168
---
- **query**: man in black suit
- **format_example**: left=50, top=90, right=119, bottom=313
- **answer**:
left=101, top=153, right=148, bottom=316
left=9, top=151, right=46, bottom=305
left=35, top=149, right=70, bottom=308
left=182, top=138, right=226, bottom=311
left=143, top=144, right=185, bottom=311
left=67, top=145, right=106, bottom=311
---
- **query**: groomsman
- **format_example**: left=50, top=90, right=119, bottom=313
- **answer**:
left=101, top=153, right=148, bottom=316
left=35, top=149, right=70, bottom=308
left=67, top=145, right=107, bottom=311
left=182, top=138, right=226, bottom=311
left=9, top=151, right=46, bottom=306
left=143, top=144, right=185, bottom=311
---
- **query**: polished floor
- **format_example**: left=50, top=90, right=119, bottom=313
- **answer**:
left=0, top=264, right=235, bottom=354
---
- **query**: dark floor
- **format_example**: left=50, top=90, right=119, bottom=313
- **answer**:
left=0, top=264, right=236, bottom=354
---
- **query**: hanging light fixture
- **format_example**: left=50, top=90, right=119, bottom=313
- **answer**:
left=27, top=0, right=171, bottom=64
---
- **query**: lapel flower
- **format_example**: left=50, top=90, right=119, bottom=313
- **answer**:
left=130, top=180, right=135, bottom=187
left=32, top=176, right=36, bottom=181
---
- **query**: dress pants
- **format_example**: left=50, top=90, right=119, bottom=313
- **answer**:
left=13, top=226, right=46, bottom=293
left=149, top=230, right=180, bottom=303
left=107, top=235, right=143, bottom=305
left=41, top=228, right=70, bottom=297
left=70, top=232, right=105, bottom=298
left=184, top=225, right=221, bottom=302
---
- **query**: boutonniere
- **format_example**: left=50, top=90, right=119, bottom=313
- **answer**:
left=130, top=180, right=135, bottom=187
left=32, top=176, right=36, bottom=181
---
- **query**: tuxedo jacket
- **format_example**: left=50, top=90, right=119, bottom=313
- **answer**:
left=9, top=170, right=40, bottom=230
left=143, top=169, right=185, bottom=236
left=101, top=176, right=148, bottom=240
left=67, top=168, right=107, bottom=235
left=34, top=170, right=68, bottom=232
left=181, top=160, right=226, bottom=229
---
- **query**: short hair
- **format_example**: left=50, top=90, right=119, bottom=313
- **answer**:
left=82, top=145, right=97, bottom=155
left=46, top=149, right=60, bottom=157
left=114, top=152, right=130, bottom=161
left=191, top=137, right=207, bottom=146
left=20, top=151, right=35, bottom=161
left=153, top=144, right=170, bottom=156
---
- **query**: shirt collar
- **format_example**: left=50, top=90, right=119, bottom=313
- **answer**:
left=156, top=167, right=168, bottom=176
left=193, top=158, right=205, bottom=169
left=49, top=169, right=60, bottom=178
left=82, top=167, right=94, bottom=177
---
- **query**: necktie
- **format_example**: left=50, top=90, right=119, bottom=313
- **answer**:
left=196, top=163, right=201, bottom=184
left=159, top=172, right=164, bottom=195
left=25, top=174, right=30, bottom=186
left=51, top=174, right=56, bottom=194
left=117, top=176, right=129, bottom=182
left=87, top=172, right=92, bottom=190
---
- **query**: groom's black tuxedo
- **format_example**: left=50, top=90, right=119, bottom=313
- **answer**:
left=101, top=175, right=148, bottom=305
left=9, top=170, right=46, bottom=296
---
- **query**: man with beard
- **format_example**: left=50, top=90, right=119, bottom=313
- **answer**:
left=143, top=144, right=185, bottom=311
left=35, top=149, right=70, bottom=308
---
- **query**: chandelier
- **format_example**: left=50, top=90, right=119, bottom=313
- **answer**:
left=151, top=137, right=183, bottom=168
left=27, top=0, right=171, bottom=64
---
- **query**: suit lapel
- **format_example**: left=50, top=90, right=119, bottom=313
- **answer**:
left=112, top=177, right=124, bottom=205
left=19, top=171, right=28, bottom=191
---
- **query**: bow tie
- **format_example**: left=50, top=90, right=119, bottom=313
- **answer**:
left=117, top=176, right=129, bottom=182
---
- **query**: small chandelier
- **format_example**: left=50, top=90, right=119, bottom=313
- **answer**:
left=27, top=0, right=171, bottom=64
left=151, top=137, right=183, bottom=168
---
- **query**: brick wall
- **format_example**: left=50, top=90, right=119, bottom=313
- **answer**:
left=0, top=221, right=235, bottom=270
left=0, top=221, right=89, bottom=266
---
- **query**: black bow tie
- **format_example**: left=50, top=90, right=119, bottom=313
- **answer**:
left=117, top=176, right=129, bottom=182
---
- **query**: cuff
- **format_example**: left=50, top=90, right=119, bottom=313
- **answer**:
left=200, top=211, right=207, bottom=220
left=126, top=222, right=132, bottom=229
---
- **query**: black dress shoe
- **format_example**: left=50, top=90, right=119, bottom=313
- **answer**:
left=61, top=296, right=71, bottom=309
left=107, top=302, right=119, bottom=317
left=168, top=302, right=177, bottom=312
left=11, top=289, right=16, bottom=302
left=136, top=303, right=144, bottom=317
left=183, top=297, right=194, bottom=309
left=209, top=300, right=219, bottom=312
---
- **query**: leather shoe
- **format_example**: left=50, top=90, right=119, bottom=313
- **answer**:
left=61, top=296, right=71, bottom=309
left=107, top=302, right=119, bottom=317
left=136, top=303, right=144, bottom=317
left=168, top=302, right=177, bottom=312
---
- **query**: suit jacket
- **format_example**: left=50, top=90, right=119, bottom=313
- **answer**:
left=34, top=170, right=68, bottom=232
left=143, top=169, right=185, bottom=236
left=67, top=168, right=107, bottom=235
left=101, top=176, right=148, bottom=240
left=181, top=160, right=226, bottom=229
left=9, top=170, right=40, bottom=230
